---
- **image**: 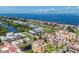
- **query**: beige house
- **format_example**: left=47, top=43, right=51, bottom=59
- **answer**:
left=32, top=40, right=47, bottom=53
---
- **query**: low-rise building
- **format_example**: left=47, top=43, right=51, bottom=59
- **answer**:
left=29, top=27, right=43, bottom=35
left=28, top=30, right=36, bottom=35
left=0, top=42, right=21, bottom=53
left=34, top=27, right=43, bottom=33
left=48, top=35, right=65, bottom=48
left=77, top=36, right=79, bottom=42
left=65, top=41, right=79, bottom=53
left=0, top=36, right=7, bottom=42
left=29, top=24, right=37, bottom=29
left=76, top=25, right=79, bottom=30
left=55, top=30, right=76, bottom=41
left=0, top=32, right=25, bottom=42
left=32, top=40, right=47, bottom=53
left=13, top=20, right=20, bottom=24
left=43, top=30, right=76, bottom=48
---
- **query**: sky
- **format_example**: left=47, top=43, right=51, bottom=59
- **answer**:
left=0, top=6, right=79, bottom=14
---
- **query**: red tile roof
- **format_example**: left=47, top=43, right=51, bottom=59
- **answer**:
left=1, top=43, right=17, bottom=53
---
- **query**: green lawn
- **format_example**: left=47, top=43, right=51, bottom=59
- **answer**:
left=22, top=32, right=38, bottom=40
left=24, top=50, right=33, bottom=53
left=75, top=30, right=79, bottom=36
left=47, top=44, right=58, bottom=53
left=22, top=32, right=33, bottom=38
left=44, top=29, right=53, bottom=33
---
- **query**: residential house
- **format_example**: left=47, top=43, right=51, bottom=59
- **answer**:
left=0, top=32, right=25, bottom=42
left=28, top=30, right=36, bottom=35
left=34, top=27, right=43, bottom=33
left=0, top=42, right=21, bottom=53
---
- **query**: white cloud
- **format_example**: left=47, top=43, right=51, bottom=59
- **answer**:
left=33, top=8, right=56, bottom=12
left=33, top=9, right=48, bottom=12
left=33, top=9, right=43, bottom=12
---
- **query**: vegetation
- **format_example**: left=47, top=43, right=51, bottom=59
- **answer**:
left=44, top=37, right=47, bottom=43
left=0, top=39, right=2, bottom=43
left=47, top=44, right=58, bottom=53
left=0, top=26, right=8, bottom=36
left=24, top=50, right=33, bottom=53
left=18, top=43, right=32, bottom=53
left=66, top=26, right=76, bottom=33
left=6, top=20, right=32, bottom=32
left=0, top=17, right=79, bottom=53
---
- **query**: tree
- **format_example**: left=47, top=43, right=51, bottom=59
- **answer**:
left=44, top=37, right=47, bottom=43
left=66, top=26, right=76, bottom=33
left=23, top=40, right=27, bottom=44
left=39, top=35, right=42, bottom=39
left=33, top=37, right=37, bottom=41
left=0, top=39, right=2, bottom=43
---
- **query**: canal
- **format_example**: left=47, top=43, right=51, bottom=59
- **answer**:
left=1, top=24, right=17, bottom=32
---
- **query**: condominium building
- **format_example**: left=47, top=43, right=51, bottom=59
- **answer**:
left=43, top=30, right=76, bottom=48
left=66, top=41, right=79, bottom=53
left=55, top=30, right=76, bottom=41
left=48, top=35, right=65, bottom=48
left=32, top=40, right=47, bottom=53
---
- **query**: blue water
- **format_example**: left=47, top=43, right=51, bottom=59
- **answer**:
left=2, top=24, right=16, bottom=32
left=0, top=14, right=79, bottom=25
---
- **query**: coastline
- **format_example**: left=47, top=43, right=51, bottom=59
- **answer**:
left=0, top=14, right=79, bottom=25
left=0, top=16, right=79, bottom=53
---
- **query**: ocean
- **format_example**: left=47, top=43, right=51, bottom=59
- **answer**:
left=0, top=14, right=79, bottom=25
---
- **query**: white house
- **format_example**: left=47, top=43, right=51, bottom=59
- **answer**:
left=0, top=32, right=25, bottom=42
left=0, top=36, right=7, bottom=42
left=14, top=33, right=25, bottom=38
left=29, top=30, right=36, bottom=35
left=76, top=25, right=79, bottom=30
left=6, top=32, right=13, bottom=36
left=6, top=36, right=15, bottom=41
left=13, top=21, right=19, bottom=24
left=34, top=27, right=43, bottom=33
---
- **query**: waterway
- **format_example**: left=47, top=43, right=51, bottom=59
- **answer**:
left=1, top=24, right=17, bottom=32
